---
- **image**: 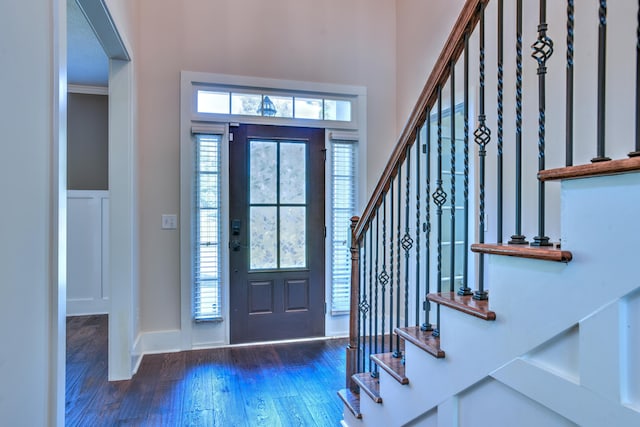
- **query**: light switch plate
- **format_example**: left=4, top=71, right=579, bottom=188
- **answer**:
left=161, top=214, right=177, bottom=230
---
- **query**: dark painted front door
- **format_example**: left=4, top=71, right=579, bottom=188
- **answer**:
left=229, top=124, right=325, bottom=344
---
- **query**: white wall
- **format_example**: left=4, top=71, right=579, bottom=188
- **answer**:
left=395, top=0, right=466, bottom=138
left=135, top=0, right=397, bottom=339
left=0, top=0, right=66, bottom=425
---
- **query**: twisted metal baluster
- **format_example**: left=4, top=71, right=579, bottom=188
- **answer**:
left=401, top=147, right=413, bottom=354
left=510, top=0, right=528, bottom=245
left=449, top=61, right=457, bottom=293
left=433, top=86, right=447, bottom=333
left=593, top=1, right=611, bottom=162
left=474, top=3, right=491, bottom=300
left=422, top=115, right=434, bottom=331
left=632, top=0, right=640, bottom=157
left=497, top=0, right=504, bottom=244
left=566, top=0, right=575, bottom=166
left=459, top=31, right=473, bottom=296
left=531, top=0, right=554, bottom=247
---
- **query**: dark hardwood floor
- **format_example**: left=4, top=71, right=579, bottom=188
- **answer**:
left=66, top=315, right=347, bottom=426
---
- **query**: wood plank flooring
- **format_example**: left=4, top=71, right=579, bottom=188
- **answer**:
left=66, top=315, right=347, bottom=426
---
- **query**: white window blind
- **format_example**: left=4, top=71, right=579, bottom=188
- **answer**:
left=330, top=139, right=358, bottom=314
left=194, top=133, right=222, bottom=321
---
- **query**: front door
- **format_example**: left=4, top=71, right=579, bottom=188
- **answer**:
left=229, top=124, right=325, bottom=344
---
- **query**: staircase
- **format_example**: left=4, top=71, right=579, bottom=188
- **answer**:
left=339, top=1, right=640, bottom=426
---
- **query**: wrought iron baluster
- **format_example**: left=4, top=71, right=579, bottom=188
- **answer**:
left=475, top=3, right=491, bottom=300
left=566, top=0, right=575, bottom=166
left=379, top=197, right=389, bottom=357
left=359, top=233, right=367, bottom=372
left=389, top=181, right=395, bottom=355
left=510, top=0, right=528, bottom=245
left=450, top=61, right=457, bottom=293
left=422, top=115, right=434, bottom=331
left=373, top=209, right=380, bottom=377
left=433, top=85, right=447, bottom=334
left=402, top=147, right=413, bottom=349
left=415, top=131, right=422, bottom=326
left=593, top=1, right=611, bottom=163
left=393, top=163, right=403, bottom=358
left=531, top=0, right=554, bottom=247
left=368, top=222, right=374, bottom=373
left=633, top=0, right=640, bottom=157
left=497, top=0, right=504, bottom=244
left=459, top=31, right=473, bottom=296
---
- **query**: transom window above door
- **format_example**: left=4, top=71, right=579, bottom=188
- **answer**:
left=193, top=86, right=355, bottom=126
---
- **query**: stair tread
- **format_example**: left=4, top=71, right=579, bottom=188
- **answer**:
left=337, top=388, right=362, bottom=419
left=428, top=292, right=496, bottom=321
left=370, top=352, right=409, bottom=385
left=352, top=372, right=382, bottom=403
left=394, top=326, right=445, bottom=359
left=471, top=243, right=572, bottom=263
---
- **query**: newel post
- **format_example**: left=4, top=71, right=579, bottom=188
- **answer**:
left=346, top=216, right=360, bottom=392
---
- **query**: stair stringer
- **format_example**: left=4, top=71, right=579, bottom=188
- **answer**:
left=341, top=172, right=640, bottom=426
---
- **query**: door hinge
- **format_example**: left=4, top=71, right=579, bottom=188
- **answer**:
left=321, top=148, right=327, bottom=162
left=324, top=226, right=327, bottom=238
left=229, top=132, right=234, bottom=142
left=324, top=302, right=328, bottom=314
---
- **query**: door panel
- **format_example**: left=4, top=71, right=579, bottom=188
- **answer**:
left=229, top=124, right=325, bottom=343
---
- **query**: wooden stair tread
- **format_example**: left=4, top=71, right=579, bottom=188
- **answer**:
left=471, top=243, right=572, bottom=263
left=539, top=156, right=640, bottom=181
left=352, top=372, right=382, bottom=403
left=394, top=326, right=445, bottom=359
left=370, top=353, right=409, bottom=385
left=427, top=292, right=496, bottom=321
left=337, top=388, right=362, bottom=419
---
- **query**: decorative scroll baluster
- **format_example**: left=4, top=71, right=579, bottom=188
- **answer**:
left=531, top=0, right=554, bottom=247
left=433, top=86, right=447, bottom=334
left=368, top=224, right=374, bottom=373
left=593, top=1, right=611, bottom=163
left=373, top=210, right=380, bottom=377
left=359, top=232, right=367, bottom=372
left=402, top=147, right=413, bottom=347
left=633, top=1, right=640, bottom=157
left=389, top=181, right=395, bottom=355
left=510, top=0, right=527, bottom=245
left=449, top=61, right=457, bottom=293
left=379, top=197, right=389, bottom=357
left=474, top=3, right=490, bottom=300
left=422, top=115, right=434, bottom=331
left=497, top=0, right=504, bottom=243
left=415, top=131, right=422, bottom=325
left=459, top=31, right=473, bottom=296
left=566, top=0, right=575, bottom=166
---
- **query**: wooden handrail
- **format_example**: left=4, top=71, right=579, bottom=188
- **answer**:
left=354, top=0, right=490, bottom=240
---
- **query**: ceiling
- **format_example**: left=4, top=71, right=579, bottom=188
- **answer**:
left=67, top=0, right=109, bottom=87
